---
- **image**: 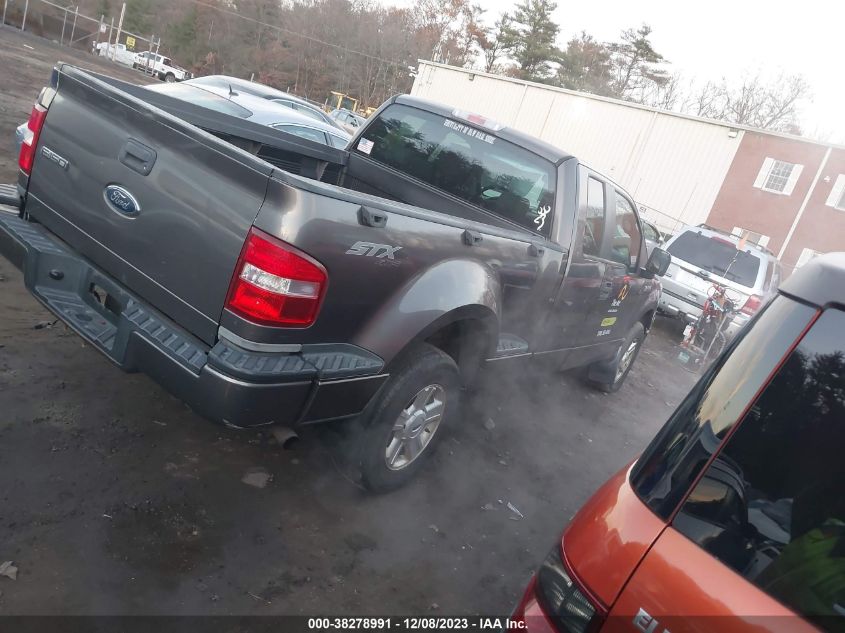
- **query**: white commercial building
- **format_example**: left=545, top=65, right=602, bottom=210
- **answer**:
left=411, top=61, right=747, bottom=234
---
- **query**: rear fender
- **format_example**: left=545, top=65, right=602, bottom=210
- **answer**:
left=354, top=258, right=500, bottom=367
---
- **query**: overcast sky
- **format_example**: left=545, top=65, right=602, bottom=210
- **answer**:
left=399, top=0, right=843, bottom=141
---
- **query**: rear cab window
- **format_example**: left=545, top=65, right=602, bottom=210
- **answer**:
left=355, top=104, right=556, bottom=236
left=667, top=230, right=761, bottom=287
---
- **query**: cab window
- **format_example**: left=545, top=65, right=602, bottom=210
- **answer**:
left=583, top=177, right=606, bottom=257
left=674, top=308, right=845, bottom=627
left=642, top=221, right=660, bottom=243
left=612, top=192, right=642, bottom=268
left=359, top=104, right=556, bottom=235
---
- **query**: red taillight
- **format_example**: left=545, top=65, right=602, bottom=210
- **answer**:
left=741, top=294, right=763, bottom=316
left=225, top=227, right=327, bottom=327
left=18, top=103, right=48, bottom=176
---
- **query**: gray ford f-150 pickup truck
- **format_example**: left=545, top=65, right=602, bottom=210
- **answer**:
left=2, top=65, right=670, bottom=490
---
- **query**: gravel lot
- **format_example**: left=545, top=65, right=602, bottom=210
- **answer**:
left=0, top=29, right=698, bottom=616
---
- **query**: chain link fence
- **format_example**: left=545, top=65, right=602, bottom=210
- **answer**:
left=2, top=0, right=161, bottom=64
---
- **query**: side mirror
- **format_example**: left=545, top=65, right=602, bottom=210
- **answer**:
left=645, top=247, right=671, bottom=277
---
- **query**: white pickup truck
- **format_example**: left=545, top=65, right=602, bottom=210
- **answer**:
left=133, top=51, right=190, bottom=82
left=94, top=42, right=136, bottom=67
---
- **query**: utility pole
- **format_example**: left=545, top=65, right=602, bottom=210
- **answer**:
left=112, top=1, right=125, bottom=61
left=95, top=14, right=104, bottom=49
left=22, top=0, right=29, bottom=31
left=70, top=5, right=78, bottom=44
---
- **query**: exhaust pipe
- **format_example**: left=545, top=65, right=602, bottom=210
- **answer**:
left=272, top=426, right=299, bottom=449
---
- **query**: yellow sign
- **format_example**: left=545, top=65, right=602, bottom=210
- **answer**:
left=125, top=36, right=136, bottom=49
left=600, top=317, right=617, bottom=327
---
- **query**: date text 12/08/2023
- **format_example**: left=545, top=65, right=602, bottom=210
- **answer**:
left=306, top=617, right=526, bottom=631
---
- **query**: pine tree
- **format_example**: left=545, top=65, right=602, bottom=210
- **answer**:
left=498, top=0, right=560, bottom=81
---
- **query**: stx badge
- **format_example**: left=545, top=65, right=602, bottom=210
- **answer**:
left=346, top=241, right=403, bottom=259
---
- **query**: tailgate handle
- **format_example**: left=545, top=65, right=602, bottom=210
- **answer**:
left=119, top=139, right=157, bottom=176
left=358, top=206, right=387, bottom=228
left=462, top=229, right=483, bottom=246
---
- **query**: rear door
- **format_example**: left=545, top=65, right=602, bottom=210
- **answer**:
left=25, top=65, right=272, bottom=343
left=609, top=300, right=844, bottom=632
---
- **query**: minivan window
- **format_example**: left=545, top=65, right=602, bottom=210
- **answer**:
left=630, top=296, right=817, bottom=518
left=359, top=104, right=556, bottom=235
left=675, top=308, right=845, bottom=627
left=668, top=231, right=761, bottom=287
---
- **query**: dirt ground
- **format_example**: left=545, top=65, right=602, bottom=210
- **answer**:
left=0, top=28, right=699, bottom=616
left=0, top=29, right=153, bottom=183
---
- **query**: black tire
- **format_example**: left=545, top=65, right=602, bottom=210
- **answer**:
left=359, top=343, right=460, bottom=493
left=164, top=72, right=176, bottom=83
left=587, top=322, right=645, bottom=393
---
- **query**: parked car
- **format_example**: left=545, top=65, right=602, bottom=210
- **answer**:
left=658, top=224, right=781, bottom=337
left=133, top=51, right=190, bottom=82
left=187, top=75, right=341, bottom=129
left=94, top=42, right=135, bottom=66
left=4, top=65, right=671, bottom=491
left=145, top=82, right=350, bottom=148
left=329, top=108, right=366, bottom=134
left=510, top=252, right=845, bottom=633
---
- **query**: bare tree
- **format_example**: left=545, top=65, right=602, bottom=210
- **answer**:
left=680, top=73, right=810, bottom=132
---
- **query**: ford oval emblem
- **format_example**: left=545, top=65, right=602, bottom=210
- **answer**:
left=104, top=185, right=141, bottom=216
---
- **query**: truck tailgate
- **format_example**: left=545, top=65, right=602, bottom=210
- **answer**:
left=24, top=65, right=272, bottom=344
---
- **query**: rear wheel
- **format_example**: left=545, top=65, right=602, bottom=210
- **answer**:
left=587, top=322, right=645, bottom=393
left=359, top=343, right=460, bottom=492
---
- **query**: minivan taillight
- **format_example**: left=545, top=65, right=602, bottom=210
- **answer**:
left=741, top=294, right=763, bottom=316
left=225, top=227, right=327, bottom=327
left=536, top=543, right=606, bottom=633
left=18, top=103, right=48, bottom=176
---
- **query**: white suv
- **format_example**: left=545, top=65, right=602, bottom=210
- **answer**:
left=658, top=225, right=782, bottom=337
left=133, top=52, right=189, bottom=82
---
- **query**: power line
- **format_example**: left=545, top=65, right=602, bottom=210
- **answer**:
left=187, top=0, right=411, bottom=69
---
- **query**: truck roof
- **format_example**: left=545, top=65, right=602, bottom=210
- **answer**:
left=779, top=252, right=845, bottom=309
left=394, top=95, right=574, bottom=165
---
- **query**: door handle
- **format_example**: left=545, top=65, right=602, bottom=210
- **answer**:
left=462, top=229, right=483, bottom=246
left=119, top=139, right=157, bottom=176
left=528, top=243, right=546, bottom=257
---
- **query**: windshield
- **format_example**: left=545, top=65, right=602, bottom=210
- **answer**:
left=668, top=231, right=761, bottom=287
left=147, top=83, right=252, bottom=119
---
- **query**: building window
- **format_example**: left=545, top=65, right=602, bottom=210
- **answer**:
left=731, top=226, right=770, bottom=249
left=753, top=157, right=803, bottom=196
left=795, top=248, right=823, bottom=270
left=824, top=174, right=845, bottom=211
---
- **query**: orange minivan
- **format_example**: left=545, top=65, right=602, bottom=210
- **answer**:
left=511, top=254, right=845, bottom=633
